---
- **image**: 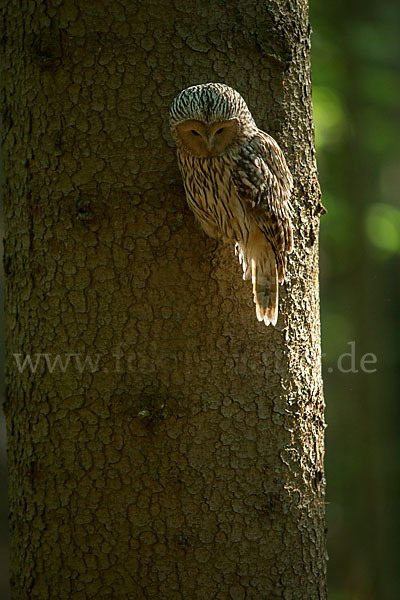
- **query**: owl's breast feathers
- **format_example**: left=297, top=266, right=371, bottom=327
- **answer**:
left=177, top=151, right=251, bottom=243
left=177, top=129, right=293, bottom=280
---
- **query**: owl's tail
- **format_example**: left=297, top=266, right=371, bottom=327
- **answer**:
left=251, top=254, right=278, bottom=326
left=236, top=233, right=279, bottom=327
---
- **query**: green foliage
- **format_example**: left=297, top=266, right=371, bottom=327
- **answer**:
left=313, top=86, right=347, bottom=149
left=366, top=203, right=400, bottom=254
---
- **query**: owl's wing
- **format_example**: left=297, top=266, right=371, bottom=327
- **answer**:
left=233, top=130, right=294, bottom=281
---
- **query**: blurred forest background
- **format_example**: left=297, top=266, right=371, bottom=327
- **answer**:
left=311, top=0, right=400, bottom=598
left=0, top=1, right=399, bottom=598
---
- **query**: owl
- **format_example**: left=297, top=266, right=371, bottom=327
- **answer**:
left=169, top=83, right=293, bottom=326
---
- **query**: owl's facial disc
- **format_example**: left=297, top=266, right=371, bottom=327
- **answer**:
left=175, top=119, right=239, bottom=157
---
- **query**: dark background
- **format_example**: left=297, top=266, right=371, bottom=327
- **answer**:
left=311, top=0, right=400, bottom=598
left=1, top=1, right=399, bottom=597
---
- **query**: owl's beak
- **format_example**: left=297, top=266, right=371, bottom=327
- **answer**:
left=206, top=141, right=214, bottom=154
left=203, top=131, right=215, bottom=155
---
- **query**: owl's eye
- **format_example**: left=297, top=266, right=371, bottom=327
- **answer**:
left=191, top=130, right=200, bottom=136
left=215, top=128, right=224, bottom=134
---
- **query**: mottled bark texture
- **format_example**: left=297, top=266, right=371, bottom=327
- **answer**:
left=2, top=0, right=326, bottom=598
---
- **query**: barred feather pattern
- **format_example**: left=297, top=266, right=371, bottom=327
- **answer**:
left=170, top=83, right=293, bottom=326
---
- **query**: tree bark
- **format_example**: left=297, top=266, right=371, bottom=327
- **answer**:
left=2, top=0, right=326, bottom=598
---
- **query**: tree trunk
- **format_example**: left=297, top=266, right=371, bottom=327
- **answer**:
left=2, top=0, right=326, bottom=598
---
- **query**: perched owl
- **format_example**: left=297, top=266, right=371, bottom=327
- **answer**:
left=169, top=83, right=293, bottom=326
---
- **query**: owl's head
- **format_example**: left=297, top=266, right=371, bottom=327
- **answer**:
left=169, top=83, right=257, bottom=158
